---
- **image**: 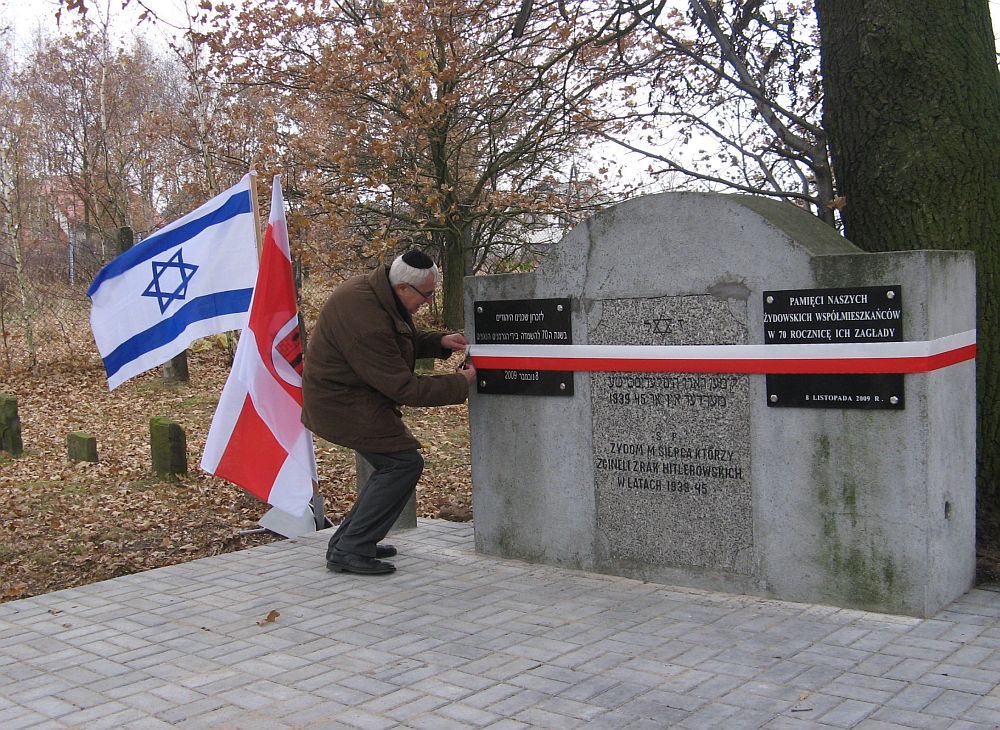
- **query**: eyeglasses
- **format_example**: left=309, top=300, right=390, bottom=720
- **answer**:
left=406, top=283, right=435, bottom=300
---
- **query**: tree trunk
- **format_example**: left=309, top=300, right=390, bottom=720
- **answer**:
left=814, top=0, right=1000, bottom=542
left=9, top=225, right=36, bottom=371
left=442, top=225, right=468, bottom=330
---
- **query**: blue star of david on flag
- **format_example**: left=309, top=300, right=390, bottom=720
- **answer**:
left=142, top=250, right=199, bottom=314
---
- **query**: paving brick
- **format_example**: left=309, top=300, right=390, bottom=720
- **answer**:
left=784, top=690, right=844, bottom=718
left=89, top=710, right=174, bottom=729
left=273, top=699, right=351, bottom=726
left=959, top=695, right=1000, bottom=725
left=435, top=701, right=504, bottom=726
left=179, top=705, right=262, bottom=729
left=0, top=707, right=50, bottom=730
left=508, top=670, right=571, bottom=695
left=332, top=706, right=397, bottom=729
left=852, top=653, right=905, bottom=678
left=850, top=720, right=922, bottom=730
left=882, top=658, right=938, bottom=682
left=634, top=687, right=707, bottom=713
left=795, top=646, right=870, bottom=670
left=460, top=683, right=520, bottom=710
left=360, top=687, right=423, bottom=712
left=383, top=693, right=449, bottom=721
left=916, top=666, right=997, bottom=695
left=21, top=697, right=79, bottom=718
left=558, top=674, right=621, bottom=702
left=406, top=675, right=478, bottom=701
left=880, top=638, right=958, bottom=662
left=338, top=673, right=401, bottom=696
left=155, top=695, right=231, bottom=724
left=920, top=689, right=981, bottom=718
left=761, top=716, right=830, bottom=729
left=869, top=706, right=953, bottom=729
left=9, top=676, right=75, bottom=704
left=535, top=694, right=614, bottom=721
left=678, top=701, right=743, bottom=728
left=717, top=685, right=797, bottom=715
left=485, top=688, right=549, bottom=716
left=481, top=720, right=532, bottom=730
left=944, top=721, right=1000, bottom=730
left=53, top=685, right=112, bottom=710
left=407, top=711, right=481, bottom=730
left=52, top=699, right=132, bottom=727
left=458, top=657, right=541, bottom=684
left=80, top=656, right=131, bottom=678
left=823, top=673, right=906, bottom=704
left=945, top=646, right=995, bottom=666
left=817, top=698, right=878, bottom=727
left=703, top=656, right=768, bottom=680
left=884, top=682, right=944, bottom=711
left=504, top=637, right=582, bottom=663
left=516, top=705, right=603, bottom=728
left=551, top=646, right=631, bottom=673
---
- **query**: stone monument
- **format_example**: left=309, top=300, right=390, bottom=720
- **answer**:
left=465, top=193, right=976, bottom=618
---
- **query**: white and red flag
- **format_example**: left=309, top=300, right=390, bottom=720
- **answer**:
left=201, top=175, right=317, bottom=517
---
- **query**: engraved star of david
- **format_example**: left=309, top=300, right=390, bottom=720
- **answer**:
left=142, top=249, right=199, bottom=314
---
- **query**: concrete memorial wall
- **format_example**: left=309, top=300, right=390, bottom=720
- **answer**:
left=464, top=193, right=976, bottom=617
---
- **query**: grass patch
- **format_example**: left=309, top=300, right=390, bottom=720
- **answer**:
left=27, top=549, right=59, bottom=566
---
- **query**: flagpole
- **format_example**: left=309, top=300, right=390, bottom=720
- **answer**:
left=248, top=170, right=264, bottom=259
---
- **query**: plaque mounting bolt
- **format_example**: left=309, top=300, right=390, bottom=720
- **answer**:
left=889, top=395, right=899, bottom=405
left=887, top=291, right=896, bottom=300
left=769, top=394, right=778, bottom=403
left=479, top=381, right=486, bottom=388
left=476, top=306, right=483, bottom=313
left=557, top=304, right=563, bottom=312
left=559, top=382, right=566, bottom=390
left=766, top=296, right=774, bottom=304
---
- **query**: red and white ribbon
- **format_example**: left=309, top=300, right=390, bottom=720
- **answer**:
left=468, top=329, right=976, bottom=375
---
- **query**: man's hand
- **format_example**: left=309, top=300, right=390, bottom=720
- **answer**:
left=459, top=359, right=477, bottom=385
left=441, top=333, right=469, bottom=351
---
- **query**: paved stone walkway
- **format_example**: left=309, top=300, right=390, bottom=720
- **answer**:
left=1, top=519, right=998, bottom=729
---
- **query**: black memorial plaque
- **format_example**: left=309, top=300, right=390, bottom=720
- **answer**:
left=476, top=369, right=574, bottom=396
left=764, top=285, right=904, bottom=409
left=473, top=298, right=573, bottom=396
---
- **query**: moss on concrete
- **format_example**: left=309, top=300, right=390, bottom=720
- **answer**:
left=812, top=431, right=901, bottom=610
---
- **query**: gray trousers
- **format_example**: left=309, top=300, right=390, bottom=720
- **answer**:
left=328, top=449, right=423, bottom=559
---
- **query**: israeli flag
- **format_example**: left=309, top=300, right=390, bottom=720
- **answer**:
left=88, top=174, right=259, bottom=390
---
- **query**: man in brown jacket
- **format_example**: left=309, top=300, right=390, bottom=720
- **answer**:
left=302, top=250, right=476, bottom=575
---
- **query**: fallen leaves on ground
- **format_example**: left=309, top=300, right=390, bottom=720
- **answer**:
left=0, top=344, right=471, bottom=604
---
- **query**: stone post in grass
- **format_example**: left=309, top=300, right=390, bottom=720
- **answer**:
left=150, top=417, right=187, bottom=476
left=0, top=393, right=23, bottom=457
left=67, top=432, right=98, bottom=463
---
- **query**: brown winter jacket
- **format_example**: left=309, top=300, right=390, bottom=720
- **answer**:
left=301, top=265, right=469, bottom=453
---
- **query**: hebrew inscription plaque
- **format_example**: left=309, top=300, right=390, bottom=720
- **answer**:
left=590, top=296, right=753, bottom=575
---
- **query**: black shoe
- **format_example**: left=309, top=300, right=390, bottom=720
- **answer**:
left=326, top=550, right=395, bottom=575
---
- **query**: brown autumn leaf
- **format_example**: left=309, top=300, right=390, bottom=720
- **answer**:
left=257, top=610, right=280, bottom=626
